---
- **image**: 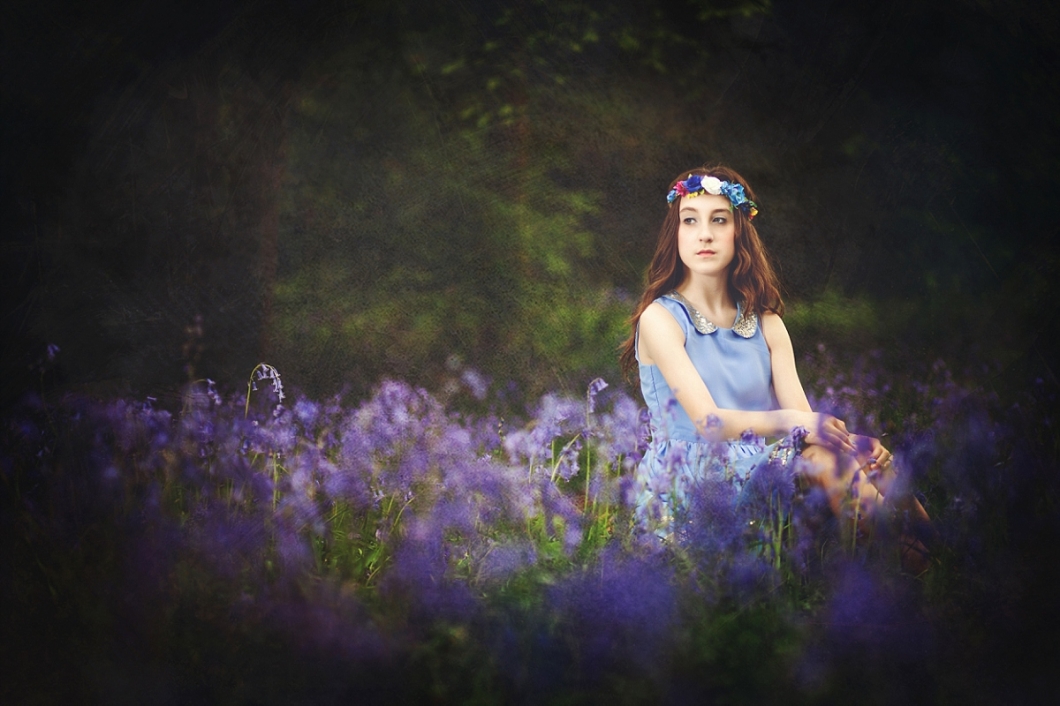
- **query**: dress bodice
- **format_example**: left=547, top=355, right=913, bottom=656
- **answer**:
left=637, top=292, right=777, bottom=442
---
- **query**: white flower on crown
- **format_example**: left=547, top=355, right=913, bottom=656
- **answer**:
left=703, top=176, right=723, bottom=195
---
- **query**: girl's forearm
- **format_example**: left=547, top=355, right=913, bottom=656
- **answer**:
left=692, top=408, right=802, bottom=441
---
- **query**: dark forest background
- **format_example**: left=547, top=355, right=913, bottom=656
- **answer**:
left=3, top=0, right=1059, bottom=408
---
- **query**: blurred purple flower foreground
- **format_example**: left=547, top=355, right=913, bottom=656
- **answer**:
left=4, top=356, right=1059, bottom=704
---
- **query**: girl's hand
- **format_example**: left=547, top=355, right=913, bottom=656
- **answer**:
left=853, top=435, right=891, bottom=471
left=853, top=435, right=898, bottom=494
left=801, top=413, right=856, bottom=454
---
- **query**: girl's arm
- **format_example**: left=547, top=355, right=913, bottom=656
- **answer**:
left=761, top=314, right=901, bottom=487
left=760, top=312, right=856, bottom=453
left=760, top=312, right=812, bottom=412
left=639, top=303, right=851, bottom=449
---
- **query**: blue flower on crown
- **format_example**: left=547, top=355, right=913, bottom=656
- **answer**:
left=719, top=181, right=746, bottom=205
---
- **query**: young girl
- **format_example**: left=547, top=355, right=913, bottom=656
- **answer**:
left=620, top=165, right=925, bottom=553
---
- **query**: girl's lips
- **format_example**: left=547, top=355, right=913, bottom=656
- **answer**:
left=697, top=250, right=716, bottom=255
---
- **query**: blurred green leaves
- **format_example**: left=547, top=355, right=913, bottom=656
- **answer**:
left=268, top=1, right=785, bottom=397
left=272, top=91, right=631, bottom=396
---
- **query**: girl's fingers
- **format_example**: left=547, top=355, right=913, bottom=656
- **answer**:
left=828, top=430, right=855, bottom=453
left=824, top=421, right=855, bottom=452
left=868, top=441, right=890, bottom=469
left=806, top=416, right=857, bottom=453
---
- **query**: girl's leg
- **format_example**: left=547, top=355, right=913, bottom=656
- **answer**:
left=798, top=445, right=931, bottom=573
left=866, top=455, right=933, bottom=573
left=798, top=444, right=881, bottom=518
left=862, top=455, right=931, bottom=525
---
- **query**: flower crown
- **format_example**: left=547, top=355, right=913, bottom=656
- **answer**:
left=666, top=174, right=759, bottom=220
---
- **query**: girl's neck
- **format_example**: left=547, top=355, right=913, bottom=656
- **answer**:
left=676, top=273, right=733, bottom=313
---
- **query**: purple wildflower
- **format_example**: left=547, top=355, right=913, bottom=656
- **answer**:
left=459, top=367, right=490, bottom=401
left=586, top=377, right=608, bottom=414
left=292, top=398, right=321, bottom=430
left=546, top=550, right=676, bottom=682
left=476, top=540, right=537, bottom=582
left=593, top=393, right=649, bottom=469
left=503, top=392, right=583, bottom=478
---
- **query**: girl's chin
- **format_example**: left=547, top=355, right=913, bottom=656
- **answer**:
left=683, top=264, right=732, bottom=276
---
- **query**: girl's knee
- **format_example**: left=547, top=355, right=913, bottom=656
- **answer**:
left=798, top=446, right=867, bottom=514
left=798, top=445, right=840, bottom=484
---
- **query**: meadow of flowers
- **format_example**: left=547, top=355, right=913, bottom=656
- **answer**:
left=3, top=348, right=1058, bottom=704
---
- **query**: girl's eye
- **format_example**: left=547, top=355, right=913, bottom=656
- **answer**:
left=683, top=217, right=697, bottom=225
left=712, top=216, right=728, bottom=224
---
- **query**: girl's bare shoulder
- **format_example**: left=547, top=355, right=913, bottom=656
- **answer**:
left=637, top=301, right=686, bottom=363
left=759, top=311, right=793, bottom=350
left=640, top=300, right=684, bottom=335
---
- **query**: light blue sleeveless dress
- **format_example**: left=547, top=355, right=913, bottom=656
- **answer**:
left=634, top=291, right=801, bottom=535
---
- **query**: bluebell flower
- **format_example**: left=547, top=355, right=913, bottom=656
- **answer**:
left=546, top=552, right=676, bottom=682
left=459, top=367, right=490, bottom=401
left=594, top=394, right=649, bottom=469
left=292, top=398, right=320, bottom=429
left=586, top=377, right=608, bottom=414
left=204, top=379, right=223, bottom=406
left=503, top=392, right=583, bottom=475
left=553, top=436, right=581, bottom=481
left=476, top=540, right=536, bottom=582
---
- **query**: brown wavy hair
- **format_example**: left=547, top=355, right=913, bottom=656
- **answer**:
left=619, top=164, right=784, bottom=379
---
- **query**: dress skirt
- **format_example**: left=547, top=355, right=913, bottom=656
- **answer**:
left=633, top=429, right=805, bottom=539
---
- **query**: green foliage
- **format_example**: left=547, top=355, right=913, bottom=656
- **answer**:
left=674, top=601, right=802, bottom=703
left=784, top=289, right=883, bottom=343
left=272, top=54, right=638, bottom=397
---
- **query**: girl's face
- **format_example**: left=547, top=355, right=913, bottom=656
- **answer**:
left=676, top=193, right=736, bottom=281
